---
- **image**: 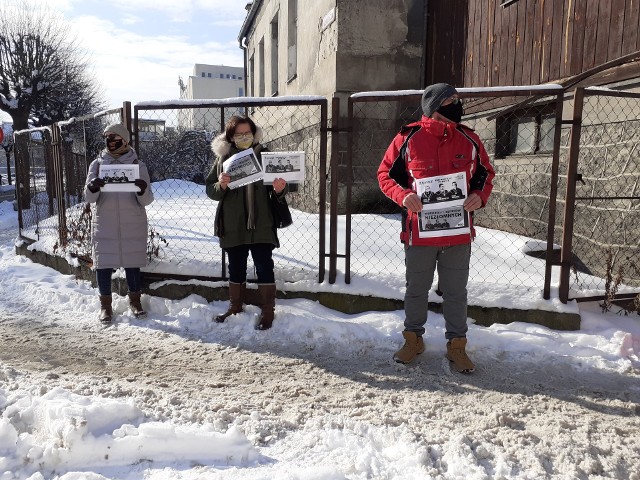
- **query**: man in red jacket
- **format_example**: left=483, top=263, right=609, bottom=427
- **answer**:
left=377, top=83, right=495, bottom=373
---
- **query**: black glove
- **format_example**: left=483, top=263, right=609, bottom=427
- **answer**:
left=134, top=179, right=147, bottom=195
left=87, top=178, right=105, bottom=193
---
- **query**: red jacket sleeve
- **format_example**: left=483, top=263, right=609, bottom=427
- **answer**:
left=377, top=133, right=413, bottom=208
left=468, top=135, right=495, bottom=207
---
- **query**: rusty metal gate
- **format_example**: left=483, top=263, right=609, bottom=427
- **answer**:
left=560, top=87, right=640, bottom=303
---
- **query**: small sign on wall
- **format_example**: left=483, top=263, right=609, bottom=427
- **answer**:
left=321, top=7, right=335, bottom=31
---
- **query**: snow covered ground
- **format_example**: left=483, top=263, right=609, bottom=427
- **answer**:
left=1, top=197, right=639, bottom=479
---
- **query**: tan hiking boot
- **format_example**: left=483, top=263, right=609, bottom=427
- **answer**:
left=393, top=331, right=425, bottom=364
left=446, top=337, right=475, bottom=373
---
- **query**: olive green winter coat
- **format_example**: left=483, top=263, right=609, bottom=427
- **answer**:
left=205, top=131, right=286, bottom=249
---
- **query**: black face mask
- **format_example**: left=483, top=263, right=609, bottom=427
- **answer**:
left=106, top=138, right=124, bottom=152
left=436, top=101, right=464, bottom=123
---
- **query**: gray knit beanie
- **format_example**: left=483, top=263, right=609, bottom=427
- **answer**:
left=421, top=83, right=458, bottom=117
left=104, top=123, right=130, bottom=143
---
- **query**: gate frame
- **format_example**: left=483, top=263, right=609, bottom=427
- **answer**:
left=344, top=86, right=565, bottom=296
left=132, top=96, right=329, bottom=283
left=559, top=86, right=640, bottom=303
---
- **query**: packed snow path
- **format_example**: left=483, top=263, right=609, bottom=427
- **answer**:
left=1, top=218, right=639, bottom=478
left=1, top=303, right=639, bottom=478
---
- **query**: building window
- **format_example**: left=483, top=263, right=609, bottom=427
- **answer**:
left=201, top=72, right=205, bottom=77
left=495, top=106, right=556, bottom=158
left=239, top=76, right=243, bottom=80
left=232, top=75, right=236, bottom=79
left=271, top=14, right=279, bottom=95
left=207, top=73, right=211, bottom=78
left=287, top=0, right=297, bottom=81
left=258, top=38, right=265, bottom=96
left=220, top=73, right=224, bottom=79
left=239, top=87, right=244, bottom=96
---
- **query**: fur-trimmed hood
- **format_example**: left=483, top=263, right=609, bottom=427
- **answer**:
left=211, top=126, right=264, bottom=157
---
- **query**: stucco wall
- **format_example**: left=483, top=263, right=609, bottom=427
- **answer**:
left=336, top=0, right=425, bottom=93
left=246, top=0, right=338, bottom=98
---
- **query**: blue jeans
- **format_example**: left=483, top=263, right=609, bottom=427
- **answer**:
left=96, top=268, right=142, bottom=296
left=225, top=243, right=275, bottom=284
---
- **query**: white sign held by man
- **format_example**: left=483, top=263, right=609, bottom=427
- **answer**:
left=415, top=171, right=470, bottom=238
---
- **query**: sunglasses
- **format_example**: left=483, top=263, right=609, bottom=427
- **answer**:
left=105, top=134, right=123, bottom=142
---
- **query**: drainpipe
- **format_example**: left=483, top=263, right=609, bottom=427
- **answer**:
left=240, top=37, right=248, bottom=97
left=420, top=0, right=429, bottom=88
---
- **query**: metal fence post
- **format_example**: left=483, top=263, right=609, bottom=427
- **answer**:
left=122, top=101, right=133, bottom=151
left=543, top=92, right=566, bottom=299
left=319, top=100, right=328, bottom=283
left=328, top=97, right=340, bottom=284
left=51, top=123, right=67, bottom=247
left=559, top=87, right=585, bottom=303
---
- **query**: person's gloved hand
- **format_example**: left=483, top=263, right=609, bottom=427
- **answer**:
left=87, top=177, right=105, bottom=193
left=134, top=179, right=147, bottom=195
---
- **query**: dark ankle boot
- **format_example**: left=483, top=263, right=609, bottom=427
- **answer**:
left=256, top=283, right=276, bottom=330
left=215, top=282, right=246, bottom=323
left=128, top=292, right=146, bottom=318
left=99, top=295, right=113, bottom=323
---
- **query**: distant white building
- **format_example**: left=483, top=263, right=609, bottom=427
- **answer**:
left=178, top=64, right=245, bottom=131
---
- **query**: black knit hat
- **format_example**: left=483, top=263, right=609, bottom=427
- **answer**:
left=421, top=83, right=458, bottom=117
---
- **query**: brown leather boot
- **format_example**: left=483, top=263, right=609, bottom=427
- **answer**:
left=128, top=292, right=146, bottom=318
left=446, top=337, right=475, bottom=373
left=99, top=295, right=113, bottom=324
left=393, top=331, right=425, bottom=364
left=256, top=283, right=276, bottom=330
left=215, top=282, right=246, bottom=323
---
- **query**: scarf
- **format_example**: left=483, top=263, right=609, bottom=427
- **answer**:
left=245, top=182, right=255, bottom=230
left=107, top=144, right=130, bottom=159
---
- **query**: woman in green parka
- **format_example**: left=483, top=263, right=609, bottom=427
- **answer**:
left=205, top=115, right=288, bottom=330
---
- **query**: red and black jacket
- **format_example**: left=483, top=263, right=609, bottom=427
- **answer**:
left=377, top=116, right=495, bottom=247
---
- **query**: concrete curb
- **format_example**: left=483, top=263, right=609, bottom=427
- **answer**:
left=16, top=244, right=581, bottom=331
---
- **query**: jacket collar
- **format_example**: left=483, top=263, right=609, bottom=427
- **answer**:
left=211, top=125, right=264, bottom=157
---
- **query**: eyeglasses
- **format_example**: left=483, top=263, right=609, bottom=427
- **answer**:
left=105, top=134, right=122, bottom=142
left=233, top=132, right=253, bottom=140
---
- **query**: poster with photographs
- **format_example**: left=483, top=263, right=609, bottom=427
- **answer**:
left=415, top=172, right=470, bottom=238
left=222, top=148, right=263, bottom=189
left=99, top=164, right=140, bottom=192
left=261, top=151, right=305, bottom=184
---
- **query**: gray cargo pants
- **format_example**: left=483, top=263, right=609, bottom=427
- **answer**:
left=403, top=243, right=471, bottom=339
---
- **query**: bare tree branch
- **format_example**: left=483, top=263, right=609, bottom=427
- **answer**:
left=0, top=1, right=104, bottom=129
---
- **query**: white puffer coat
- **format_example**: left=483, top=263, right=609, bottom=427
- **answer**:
left=84, top=148, right=154, bottom=269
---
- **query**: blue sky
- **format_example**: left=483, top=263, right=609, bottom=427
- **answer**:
left=36, top=0, right=247, bottom=110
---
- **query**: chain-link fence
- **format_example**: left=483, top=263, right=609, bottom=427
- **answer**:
left=133, top=98, right=328, bottom=282
left=12, top=87, right=639, bottom=303
left=345, top=87, right=565, bottom=294
left=14, top=127, right=54, bottom=237
left=15, top=109, right=124, bottom=263
left=560, top=87, right=640, bottom=300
